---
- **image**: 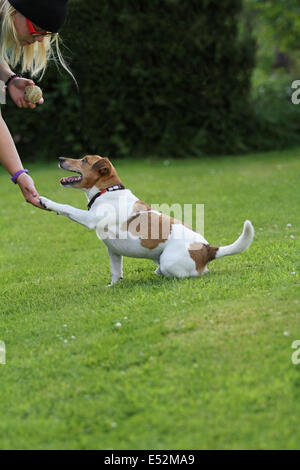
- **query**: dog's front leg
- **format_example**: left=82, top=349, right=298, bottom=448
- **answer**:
left=40, top=197, right=99, bottom=230
left=107, top=248, right=123, bottom=286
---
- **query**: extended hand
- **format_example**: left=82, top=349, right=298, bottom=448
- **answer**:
left=8, top=78, right=44, bottom=109
left=17, top=172, right=44, bottom=209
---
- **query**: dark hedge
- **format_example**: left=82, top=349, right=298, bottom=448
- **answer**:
left=3, top=0, right=257, bottom=161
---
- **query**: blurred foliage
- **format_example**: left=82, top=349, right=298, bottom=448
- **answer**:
left=3, top=0, right=256, bottom=161
left=244, top=0, right=300, bottom=51
left=241, top=0, right=300, bottom=151
left=3, top=0, right=299, bottom=161
left=244, top=0, right=300, bottom=83
left=248, top=76, right=300, bottom=150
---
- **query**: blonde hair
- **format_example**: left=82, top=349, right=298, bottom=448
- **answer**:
left=0, top=0, right=75, bottom=81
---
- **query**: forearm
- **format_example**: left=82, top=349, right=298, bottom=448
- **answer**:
left=0, top=61, right=14, bottom=84
left=0, top=110, right=24, bottom=176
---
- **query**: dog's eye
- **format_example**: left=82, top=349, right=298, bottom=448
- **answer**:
left=82, top=158, right=88, bottom=164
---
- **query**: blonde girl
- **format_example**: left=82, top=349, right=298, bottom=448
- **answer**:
left=0, top=0, right=70, bottom=208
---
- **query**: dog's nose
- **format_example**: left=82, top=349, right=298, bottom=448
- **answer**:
left=58, top=157, right=65, bottom=169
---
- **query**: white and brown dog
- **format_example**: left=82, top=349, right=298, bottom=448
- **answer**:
left=40, top=155, right=254, bottom=285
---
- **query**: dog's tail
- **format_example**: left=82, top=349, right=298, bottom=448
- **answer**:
left=213, top=220, right=254, bottom=260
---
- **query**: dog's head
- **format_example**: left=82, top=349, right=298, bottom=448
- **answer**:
left=58, top=155, right=121, bottom=190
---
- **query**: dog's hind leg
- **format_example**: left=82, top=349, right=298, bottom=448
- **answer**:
left=107, top=248, right=123, bottom=286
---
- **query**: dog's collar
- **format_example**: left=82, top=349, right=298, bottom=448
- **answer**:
left=88, top=184, right=125, bottom=210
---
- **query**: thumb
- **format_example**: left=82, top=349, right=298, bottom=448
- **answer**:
left=23, top=79, right=35, bottom=87
left=16, top=78, right=35, bottom=91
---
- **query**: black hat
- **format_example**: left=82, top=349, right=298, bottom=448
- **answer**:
left=8, top=0, right=69, bottom=33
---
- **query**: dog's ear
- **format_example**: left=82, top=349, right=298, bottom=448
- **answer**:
left=92, top=158, right=110, bottom=176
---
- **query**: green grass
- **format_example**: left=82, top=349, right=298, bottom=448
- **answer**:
left=0, top=149, right=300, bottom=450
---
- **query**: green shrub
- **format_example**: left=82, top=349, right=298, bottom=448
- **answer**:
left=246, top=75, right=300, bottom=151
left=3, top=0, right=256, bottom=160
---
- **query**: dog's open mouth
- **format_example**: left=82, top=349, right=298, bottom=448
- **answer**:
left=60, top=171, right=82, bottom=186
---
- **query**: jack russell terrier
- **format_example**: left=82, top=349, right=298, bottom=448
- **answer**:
left=40, top=155, right=254, bottom=285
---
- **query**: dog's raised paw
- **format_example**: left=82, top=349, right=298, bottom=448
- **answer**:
left=40, top=197, right=58, bottom=213
left=40, top=197, right=52, bottom=211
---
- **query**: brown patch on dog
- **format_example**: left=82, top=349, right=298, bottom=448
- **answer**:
left=93, top=158, right=123, bottom=189
left=122, top=202, right=184, bottom=250
left=132, top=200, right=152, bottom=213
left=188, top=243, right=219, bottom=274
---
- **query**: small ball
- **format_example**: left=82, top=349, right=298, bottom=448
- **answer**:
left=24, top=85, right=43, bottom=103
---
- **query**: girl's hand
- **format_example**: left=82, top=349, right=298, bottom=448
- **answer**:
left=7, top=78, right=44, bottom=109
left=17, top=172, right=44, bottom=209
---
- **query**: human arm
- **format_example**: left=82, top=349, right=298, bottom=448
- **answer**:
left=0, top=108, right=43, bottom=208
left=0, top=61, right=16, bottom=84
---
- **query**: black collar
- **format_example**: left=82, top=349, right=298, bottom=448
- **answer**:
left=88, top=184, right=125, bottom=210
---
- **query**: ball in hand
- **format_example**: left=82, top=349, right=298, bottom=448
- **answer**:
left=24, top=85, right=43, bottom=104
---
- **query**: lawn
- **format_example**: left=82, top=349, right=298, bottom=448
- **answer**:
left=0, top=149, right=299, bottom=450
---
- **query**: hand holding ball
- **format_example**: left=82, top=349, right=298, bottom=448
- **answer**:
left=24, top=85, right=43, bottom=104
